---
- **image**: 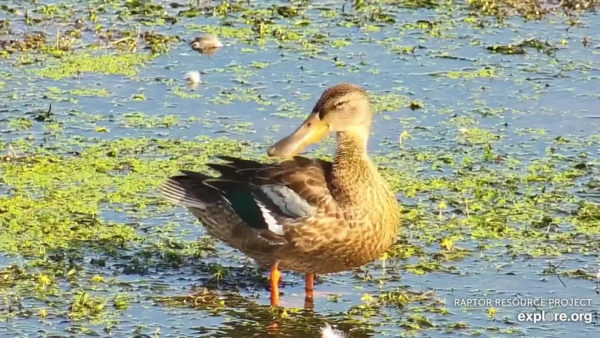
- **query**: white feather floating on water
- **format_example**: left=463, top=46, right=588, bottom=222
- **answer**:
left=184, top=71, right=201, bottom=85
left=321, top=323, right=347, bottom=338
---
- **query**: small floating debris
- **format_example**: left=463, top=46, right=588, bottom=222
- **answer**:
left=32, top=104, right=53, bottom=122
left=190, top=34, right=223, bottom=55
left=74, top=18, right=85, bottom=30
left=2, top=144, right=25, bottom=162
left=6, top=144, right=18, bottom=158
left=486, top=44, right=525, bottom=55
left=398, top=130, right=410, bottom=145
left=321, top=324, right=347, bottom=338
left=487, top=39, right=557, bottom=56
left=537, top=0, right=563, bottom=11
left=582, top=36, right=591, bottom=47
left=184, top=70, right=201, bottom=86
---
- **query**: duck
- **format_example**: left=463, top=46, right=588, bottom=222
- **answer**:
left=189, top=34, right=223, bottom=55
left=161, top=83, right=401, bottom=307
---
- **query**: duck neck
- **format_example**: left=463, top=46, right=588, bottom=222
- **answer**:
left=332, top=131, right=378, bottom=206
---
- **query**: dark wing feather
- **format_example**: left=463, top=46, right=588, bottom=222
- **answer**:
left=210, top=156, right=335, bottom=215
left=209, top=156, right=335, bottom=209
left=209, top=156, right=334, bottom=209
left=251, top=157, right=334, bottom=208
left=203, top=179, right=271, bottom=230
left=216, top=156, right=265, bottom=170
left=206, top=163, right=244, bottom=179
left=163, top=156, right=336, bottom=241
left=161, top=172, right=214, bottom=209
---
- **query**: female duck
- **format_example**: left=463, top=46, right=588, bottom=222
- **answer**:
left=161, top=83, right=401, bottom=306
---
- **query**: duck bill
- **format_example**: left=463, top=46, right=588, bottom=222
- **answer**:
left=267, top=113, right=329, bottom=158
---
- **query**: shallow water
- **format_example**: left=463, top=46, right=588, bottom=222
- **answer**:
left=1, top=1, right=599, bottom=337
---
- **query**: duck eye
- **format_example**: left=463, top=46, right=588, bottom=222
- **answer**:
left=335, top=101, right=347, bottom=108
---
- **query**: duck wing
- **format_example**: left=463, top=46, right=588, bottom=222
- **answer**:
left=160, top=156, right=337, bottom=249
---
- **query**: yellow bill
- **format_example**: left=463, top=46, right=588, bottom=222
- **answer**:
left=267, top=112, right=329, bottom=158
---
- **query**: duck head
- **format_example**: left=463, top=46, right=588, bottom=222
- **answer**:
left=267, top=83, right=372, bottom=158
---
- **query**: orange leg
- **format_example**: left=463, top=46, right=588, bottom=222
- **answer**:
left=305, top=273, right=315, bottom=308
left=270, top=263, right=281, bottom=306
left=305, top=273, right=315, bottom=295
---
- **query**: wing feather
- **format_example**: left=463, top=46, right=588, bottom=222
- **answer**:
left=171, top=156, right=339, bottom=238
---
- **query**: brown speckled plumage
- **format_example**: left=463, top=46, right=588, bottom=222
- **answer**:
left=161, top=83, right=401, bottom=276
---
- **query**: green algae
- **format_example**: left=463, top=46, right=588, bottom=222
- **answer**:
left=119, top=112, right=179, bottom=128
left=211, top=87, right=272, bottom=106
left=375, top=131, right=600, bottom=262
left=41, top=86, right=111, bottom=102
left=8, top=117, right=33, bottom=130
left=458, top=127, right=500, bottom=144
left=0, top=137, right=248, bottom=258
left=436, top=67, right=499, bottom=79
left=488, top=39, right=557, bottom=56
left=171, top=86, right=204, bottom=99
left=469, top=0, right=596, bottom=20
left=272, top=101, right=306, bottom=119
left=68, top=291, right=109, bottom=320
left=35, top=53, right=154, bottom=79
left=371, top=93, right=421, bottom=113
left=69, top=87, right=111, bottom=97
left=0, top=135, right=250, bottom=330
left=331, top=39, right=352, bottom=48
left=188, top=24, right=254, bottom=41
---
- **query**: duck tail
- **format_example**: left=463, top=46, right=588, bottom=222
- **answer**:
left=159, top=171, right=213, bottom=210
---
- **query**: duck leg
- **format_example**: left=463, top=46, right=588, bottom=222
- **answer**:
left=270, top=263, right=281, bottom=306
left=304, top=273, right=315, bottom=308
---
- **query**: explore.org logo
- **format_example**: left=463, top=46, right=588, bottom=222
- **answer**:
left=452, top=297, right=600, bottom=326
